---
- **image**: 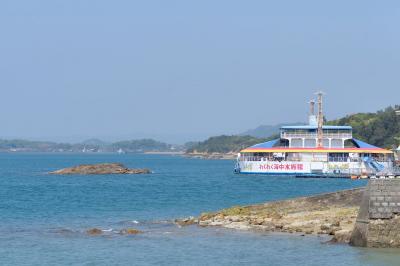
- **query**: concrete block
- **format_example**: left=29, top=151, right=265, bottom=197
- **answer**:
left=372, top=202, right=381, bottom=207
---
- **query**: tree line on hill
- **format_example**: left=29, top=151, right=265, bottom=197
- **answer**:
left=327, top=106, right=400, bottom=149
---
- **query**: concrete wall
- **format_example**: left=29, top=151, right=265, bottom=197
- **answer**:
left=351, top=179, right=400, bottom=247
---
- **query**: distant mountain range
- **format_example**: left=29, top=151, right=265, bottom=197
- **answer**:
left=0, top=138, right=182, bottom=153
left=240, top=122, right=305, bottom=138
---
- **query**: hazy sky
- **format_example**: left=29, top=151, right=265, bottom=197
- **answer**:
left=1, top=0, right=399, bottom=143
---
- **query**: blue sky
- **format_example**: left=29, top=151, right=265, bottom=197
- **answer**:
left=0, top=0, right=399, bottom=143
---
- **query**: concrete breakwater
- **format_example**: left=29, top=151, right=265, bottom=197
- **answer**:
left=351, top=179, right=400, bottom=247
left=176, top=188, right=364, bottom=244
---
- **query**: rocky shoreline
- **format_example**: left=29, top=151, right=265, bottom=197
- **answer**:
left=49, top=163, right=151, bottom=175
left=176, top=188, right=363, bottom=244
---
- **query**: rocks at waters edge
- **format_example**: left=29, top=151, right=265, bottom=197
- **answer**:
left=86, top=228, right=143, bottom=236
left=49, top=163, right=151, bottom=175
left=86, top=228, right=103, bottom=235
left=119, top=228, right=142, bottom=235
left=175, top=188, right=363, bottom=244
left=174, top=217, right=198, bottom=226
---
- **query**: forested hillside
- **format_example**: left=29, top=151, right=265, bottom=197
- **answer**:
left=327, top=106, right=400, bottom=148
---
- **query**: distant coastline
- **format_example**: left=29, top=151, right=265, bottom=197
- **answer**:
left=0, top=138, right=184, bottom=153
left=184, top=152, right=237, bottom=160
left=1, top=105, right=399, bottom=157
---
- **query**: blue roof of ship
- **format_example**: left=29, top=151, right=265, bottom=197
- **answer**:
left=352, top=138, right=380, bottom=149
left=248, top=138, right=280, bottom=149
left=281, top=125, right=352, bottom=130
left=247, top=138, right=381, bottom=150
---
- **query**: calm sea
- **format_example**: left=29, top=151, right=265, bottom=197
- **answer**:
left=0, top=153, right=399, bottom=266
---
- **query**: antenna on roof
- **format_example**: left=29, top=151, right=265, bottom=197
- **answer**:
left=315, top=91, right=324, bottom=148
left=309, top=99, right=315, bottom=115
left=308, top=99, right=317, bottom=126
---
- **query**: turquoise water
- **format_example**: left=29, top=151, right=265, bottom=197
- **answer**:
left=0, top=153, right=399, bottom=266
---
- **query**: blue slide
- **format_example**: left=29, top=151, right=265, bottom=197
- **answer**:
left=363, top=157, right=385, bottom=172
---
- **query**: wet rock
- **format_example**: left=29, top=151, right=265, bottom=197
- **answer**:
left=330, top=229, right=352, bottom=243
left=119, top=228, right=142, bottom=235
left=227, top=216, right=242, bottom=222
left=86, top=228, right=103, bottom=235
left=332, top=220, right=340, bottom=227
left=175, top=217, right=198, bottom=226
left=275, top=224, right=284, bottom=230
left=50, top=163, right=151, bottom=175
left=320, top=223, right=332, bottom=231
left=224, top=221, right=251, bottom=230
left=254, top=218, right=264, bottom=225
left=199, top=212, right=214, bottom=221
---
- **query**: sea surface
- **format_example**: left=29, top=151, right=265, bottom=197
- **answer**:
left=1, top=153, right=400, bottom=266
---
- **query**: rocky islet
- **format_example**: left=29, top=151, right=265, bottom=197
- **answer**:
left=49, top=163, right=151, bottom=175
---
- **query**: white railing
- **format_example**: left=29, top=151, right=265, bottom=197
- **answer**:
left=281, top=132, right=352, bottom=139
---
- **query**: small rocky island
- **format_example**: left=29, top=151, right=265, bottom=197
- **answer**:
left=50, top=163, right=151, bottom=175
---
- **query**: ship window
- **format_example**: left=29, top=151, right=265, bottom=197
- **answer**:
left=331, top=139, right=343, bottom=148
left=322, top=139, right=329, bottom=148
left=291, top=139, right=303, bottom=148
left=304, top=139, right=316, bottom=148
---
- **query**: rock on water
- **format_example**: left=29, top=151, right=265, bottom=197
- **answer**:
left=49, top=163, right=151, bottom=175
left=86, top=228, right=103, bottom=235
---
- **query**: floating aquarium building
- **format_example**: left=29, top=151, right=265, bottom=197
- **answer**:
left=235, top=93, right=394, bottom=177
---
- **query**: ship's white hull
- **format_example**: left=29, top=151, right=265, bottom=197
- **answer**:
left=237, top=160, right=392, bottom=176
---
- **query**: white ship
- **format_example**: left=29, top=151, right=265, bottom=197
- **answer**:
left=235, top=93, right=394, bottom=177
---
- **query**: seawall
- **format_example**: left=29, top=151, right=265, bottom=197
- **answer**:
left=351, top=179, right=400, bottom=247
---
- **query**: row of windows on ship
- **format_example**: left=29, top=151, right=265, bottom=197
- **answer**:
left=240, top=153, right=389, bottom=162
left=288, top=138, right=344, bottom=148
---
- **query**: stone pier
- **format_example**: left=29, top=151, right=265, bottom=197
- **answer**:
left=350, top=179, right=400, bottom=247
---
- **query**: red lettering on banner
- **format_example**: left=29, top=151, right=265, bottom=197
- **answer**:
left=285, top=165, right=290, bottom=170
left=291, top=164, right=297, bottom=170
left=297, top=164, right=303, bottom=170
